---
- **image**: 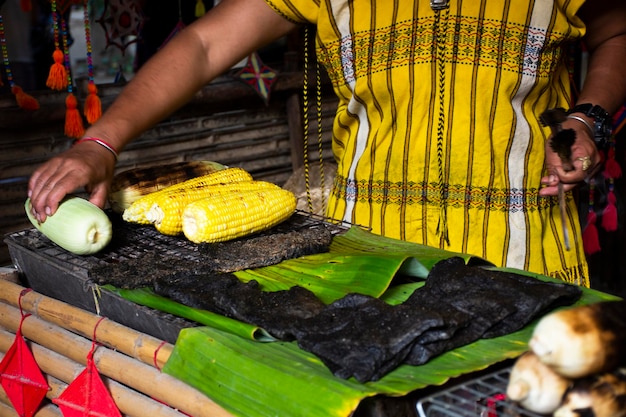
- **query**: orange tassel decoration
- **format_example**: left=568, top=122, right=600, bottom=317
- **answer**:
left=65, top=93, right=85, bottom=138
left=46, top=49, right=68, bottom=90
left=84, top=82, right=102, bottom=123
left=11, top=85, right=40, bottom=110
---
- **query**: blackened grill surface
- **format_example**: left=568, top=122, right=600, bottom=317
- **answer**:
left=6, top=211, right=344, bottom=288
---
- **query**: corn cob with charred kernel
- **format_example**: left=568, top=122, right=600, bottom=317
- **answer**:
left=123, top=167, right=253, bottom=224
left=148, top=180, right=283, bottom=235
left=182, top=188, right=297, bottom=243
left=109, top=160, right=227, bottom=213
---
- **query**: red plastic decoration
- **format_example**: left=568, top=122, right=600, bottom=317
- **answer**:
left=235, top=52, right=278, bottom=106
left=52, top=358, right=121, bottom=417
left=53, top=317, right=121, bottom=417
left=0, top=290, right=49, bottom=417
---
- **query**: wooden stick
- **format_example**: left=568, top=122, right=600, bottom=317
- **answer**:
left=0, top=278, right=172, bottom=369
left=0, top=302, right=233, bottom=417
left=0, top=398, right=61, bottom=417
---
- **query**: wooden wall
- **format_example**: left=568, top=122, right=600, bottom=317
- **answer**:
left=0, top=72, right=337, bottom=265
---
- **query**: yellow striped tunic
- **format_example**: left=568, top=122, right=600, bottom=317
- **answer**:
left=265, top=0, right=589, bottom=284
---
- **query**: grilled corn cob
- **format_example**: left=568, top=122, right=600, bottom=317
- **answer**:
left=123, top=167, right=253, bottom=224
left=148, top=180, right=282, bottom=235
left=109, top=160, right=226, bottom=213
left=182, top=188, right=297, bottom=243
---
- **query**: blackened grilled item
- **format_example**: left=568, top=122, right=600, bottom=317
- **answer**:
left=199, top=225, right=333, bottom=273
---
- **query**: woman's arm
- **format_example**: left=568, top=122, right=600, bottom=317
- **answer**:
left=540, top=0, right=626, bottom=196
left=28, top=0, right=297, bottom=221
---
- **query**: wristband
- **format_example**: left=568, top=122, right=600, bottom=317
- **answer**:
left=75, top=137, right=119, bottom=161
left=565, top=115, right=594, bottom=138
left=567, top=103, right=612, bottom=149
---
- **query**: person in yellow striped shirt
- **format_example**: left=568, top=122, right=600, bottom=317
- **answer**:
left=29, top=0, right=626, bottom=284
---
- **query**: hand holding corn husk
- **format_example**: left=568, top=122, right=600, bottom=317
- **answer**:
left=507, top=300, right=626, bottom=416
left=25, top=196, right=112, bottom=255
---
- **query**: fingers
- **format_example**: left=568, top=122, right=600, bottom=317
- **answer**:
left=28, top=146, right=115, bottom=222
left=28, top=159, right=86, bottom=222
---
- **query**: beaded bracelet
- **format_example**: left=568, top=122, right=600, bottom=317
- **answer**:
left=75, top=137, right=119, bottom=161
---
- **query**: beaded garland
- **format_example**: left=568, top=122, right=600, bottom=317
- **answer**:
left=0, top=13, right=39, bottom=109
left=83, top=0, right=102, bottom=123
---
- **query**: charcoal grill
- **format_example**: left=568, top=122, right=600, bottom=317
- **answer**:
left=5, top=211, right=345, bottom=343
left=416, top=367, right=544, bottom=417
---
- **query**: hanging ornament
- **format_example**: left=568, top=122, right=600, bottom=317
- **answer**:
left=195, top=0, right=205, bottom=17
left=46, top=0, right=68, bottom=91
left=0, top=14, right=40, bottom=110
left=60, top=14, right=85, bottom=138
left=83, top=0, right=101, bottom=123
left=0, top=289, right=50, bottom=417
left=235, top=52, right=278, bottom=106
left=582, top=179, right=601, bottom=255
left=51, top=0, right=82, bottom=15
left=52, top=318, right=122, bottom=417
left=20, top=0, right=31, bottom=12
left=96, top=0, right=143, bottom=55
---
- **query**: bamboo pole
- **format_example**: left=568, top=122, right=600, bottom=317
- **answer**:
left=0, top=397, right=62, bottom=417
left=0, top=302, right=233, bottom=417
left=0, top=278, right=172, bottom=369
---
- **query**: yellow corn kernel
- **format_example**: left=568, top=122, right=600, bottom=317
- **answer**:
left=149, top=180, right=282, bottom=235
left=122, top=167, right=253, bottom=224
left=182, top=188, right=297, bottom=243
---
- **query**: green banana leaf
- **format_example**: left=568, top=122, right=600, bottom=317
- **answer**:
left=106, top=286, right=275, bottom=341
left=112, top=225, right=619, bottom=417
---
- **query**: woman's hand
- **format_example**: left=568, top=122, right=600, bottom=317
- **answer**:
left=28, top=141, right=116, bottom=222
left=539, top=116, right=603, bottom=197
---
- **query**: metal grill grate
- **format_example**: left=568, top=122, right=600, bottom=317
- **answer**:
left=6, top=210, right=347, bottom=276
left=416, top=367, right=545, bottom=417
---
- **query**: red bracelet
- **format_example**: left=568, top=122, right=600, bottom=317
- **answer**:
left=75, top=137, right=119, bottom=161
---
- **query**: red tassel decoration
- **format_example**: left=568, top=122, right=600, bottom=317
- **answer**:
left=601, top=186, right=618, bottom=232
left=20, top=0, right=32, bottom=12
left=603, top=147, right=622, bottom=179
left=11, top=85, right=40, bottom=110
left=84, top=82, right=102, bottom=123
left=65, top=93, right=85, bottom=138
left=583, top=210, right=601, bottom=255
left=46, top=48, right=68, bottom=90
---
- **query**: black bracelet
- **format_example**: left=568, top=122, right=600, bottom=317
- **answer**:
left=567, top=103, right=612, bottom=149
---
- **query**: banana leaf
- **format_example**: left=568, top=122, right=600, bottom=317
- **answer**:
left=111, top=225, right=619, bottom=417
left=105, top=286, right=275, bottom=341
left=330, top=227, right=487, bottom=278
left=234, top=252, right=414, bottom=303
